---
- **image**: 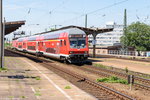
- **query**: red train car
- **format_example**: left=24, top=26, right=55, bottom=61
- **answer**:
left=12, top=27, right=89, bottom=63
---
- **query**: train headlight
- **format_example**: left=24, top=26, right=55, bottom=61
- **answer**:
left=84, top=51, right=88, bottom=54
left=69, top=51, right=74, bottom=54
left=83, top=35, right=86, bottom=37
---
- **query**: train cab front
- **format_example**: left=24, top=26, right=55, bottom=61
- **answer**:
left=67, top=34, right=89, bottom=63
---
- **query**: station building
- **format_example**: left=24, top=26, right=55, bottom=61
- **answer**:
left=88, top=21, right=125, bottom=55
left=88, top=21, right=124, bottom=46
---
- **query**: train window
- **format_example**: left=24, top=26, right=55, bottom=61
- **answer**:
left=64, top=40, right=66, bottom=46
left=70, top=38, right=86, bottom=49
left=60, top=40, right=62, bottom=46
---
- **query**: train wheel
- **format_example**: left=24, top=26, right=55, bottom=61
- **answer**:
left=63, top=60, right=67, bottom=64
left=36, top=52, right=40, bottom=57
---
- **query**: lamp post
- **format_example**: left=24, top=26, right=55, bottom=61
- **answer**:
left=0, top=0, right=3, bottom=68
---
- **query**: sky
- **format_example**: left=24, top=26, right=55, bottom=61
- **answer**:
left=3, top=0, right=150, bottom=39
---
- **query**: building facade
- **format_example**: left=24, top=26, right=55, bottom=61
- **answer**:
left=88, top=21, right=124, bottom=46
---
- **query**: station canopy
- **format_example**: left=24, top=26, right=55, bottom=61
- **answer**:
left=62, top=26, right=113, bottom=35
left=36, top=25, right=113, bottom=36
left=5, top=20, right=25, bottom=35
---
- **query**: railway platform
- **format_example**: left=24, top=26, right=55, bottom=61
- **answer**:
left=89, top=57, right=150, bottom=75
left=0, top=52, right=96, bottom=100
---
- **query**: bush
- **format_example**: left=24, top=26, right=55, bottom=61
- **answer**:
left=93, top=63, right=107, bottom=69
left=96, top=76, right=128, bottom=84
left=64, top=86, right=71, bottom=89
left=0, top=67, right=8, bottom=72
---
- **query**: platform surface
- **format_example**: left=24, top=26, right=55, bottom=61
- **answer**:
left=0, top=55, right=97, bottom=100
left=89, top=57, right=150, bottom=74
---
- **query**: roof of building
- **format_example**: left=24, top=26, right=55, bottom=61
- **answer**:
left=5, top=20, right=25, bottom=35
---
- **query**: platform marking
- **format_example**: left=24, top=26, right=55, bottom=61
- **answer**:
left=31, top=86, right=40, bottom=99
left=23, top=59, right=73, bottom=100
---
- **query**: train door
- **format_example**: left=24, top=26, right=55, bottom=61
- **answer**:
left=63, top=39, right=67, bottom=54
left=38, top=41, right=43, bottom=52
left=23, top=42, right=26, bottom=49
left=56, top=41, right=60, bottom=54
left=60, top=39, right=67, bottom=54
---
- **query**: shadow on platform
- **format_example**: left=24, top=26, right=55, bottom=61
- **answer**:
left=87, top=59, right=103, bottom=63
left=4, top=49, right=22, bottom=57
left=0, top=75, right=37, bottom=79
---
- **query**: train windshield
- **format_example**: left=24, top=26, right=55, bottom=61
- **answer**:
left=70, top=38, right=86, bottom=49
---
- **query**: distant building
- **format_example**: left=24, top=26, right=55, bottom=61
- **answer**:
left=88, top=21, right=124, bottom=46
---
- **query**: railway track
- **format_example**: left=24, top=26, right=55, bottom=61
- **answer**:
left=5, top=49, right=136, bottom=100
left=90, top=54, right=150, bottom=62
left=70, top=64, right=150, bottom=91
left=42, top=62, right=135, bottom=100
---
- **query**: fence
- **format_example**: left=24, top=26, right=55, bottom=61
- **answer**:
left=108, top=50, right=150, bottom=57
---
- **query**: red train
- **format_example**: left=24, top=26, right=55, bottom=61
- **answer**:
left=12, top=27, right=89, bottom=63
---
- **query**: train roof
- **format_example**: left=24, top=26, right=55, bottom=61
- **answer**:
left=14, top=25, right=113, bottom=40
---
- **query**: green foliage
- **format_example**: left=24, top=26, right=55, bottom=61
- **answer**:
left=93, top=63, right=107, bottom=69
left=8, top=96, right=14, bottom=98
left=125, top=67, right=128, bottom=73
left=20, top=96, right=26, bottom=98
left=5, top=43, right=12, bottom=47
left=0, top=67, right=8, bottom=72
left=121, top=22, right=150, bottom=51
left=50, top=28, right=56, bottom=31
left=35, top=91, right=41, bottom=96
left=35, top=76, right=41, bottom=80
left=25, top=69, right=31, bottom=71
left=96, top=76, right=128, bottom=84
left=64, top=86, right=71, bottom=89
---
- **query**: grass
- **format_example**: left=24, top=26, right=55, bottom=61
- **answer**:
left=35, top=91, right=41, bottom=96
left=96, top=76, right=128, bottom=84
left=25, top=69, right=31, bottom=71
left=0, top=67, right=8, bottom=72
left=35, top=76, right=41, bottom=80
left=8, top=96, right=14, bottom=99
left=93, top=63, right=108, bottom=69
left=124, top=67, right=129, bottom=73
left=20, top=96, right=26, bottom=98
left=64, top=86, right=71, bottom=89
left=15, top=79, right=20, bottom=82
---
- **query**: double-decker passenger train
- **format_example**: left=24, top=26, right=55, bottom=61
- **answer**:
left=12, top=27, right=89, bottom=63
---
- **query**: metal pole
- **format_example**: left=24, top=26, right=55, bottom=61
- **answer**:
left=2, top=17, right=5, bottom=68
left=123, top=9, right=127, bottom=51
left=0, top=0, right=3, bottom=68
left=92, top=33, right=97, bottom=58
left=129, top=75, right=132, bottom=91
left=85, top=14, right=87, bottom=28
left=55, top=25, right=56, bottom=29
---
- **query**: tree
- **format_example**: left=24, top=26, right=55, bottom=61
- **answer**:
left=121, top=22, right=150, bottom=55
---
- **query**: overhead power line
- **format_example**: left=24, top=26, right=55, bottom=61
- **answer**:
left=49, top=0, right=69, bottom=14
left=87, top=0, right=129, bottom=15
left=57, top=0, right=129, bottom=25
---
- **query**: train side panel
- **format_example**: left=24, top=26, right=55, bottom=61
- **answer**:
left=12, top=28, right=89, bottom=63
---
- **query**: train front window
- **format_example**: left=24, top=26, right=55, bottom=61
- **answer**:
left=70, top=38, right=86, bottom=48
